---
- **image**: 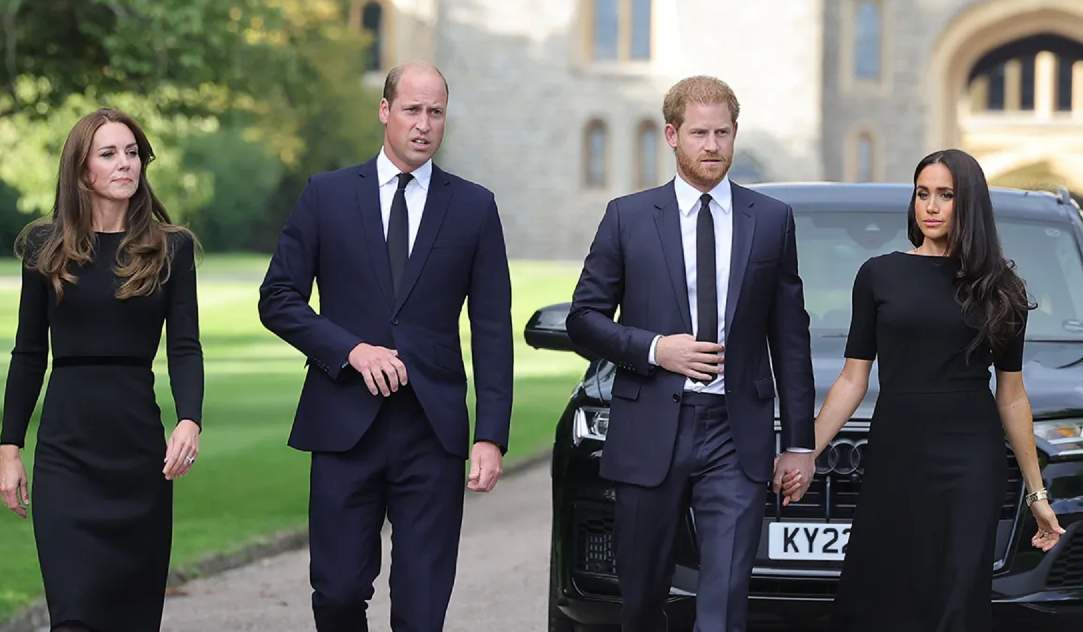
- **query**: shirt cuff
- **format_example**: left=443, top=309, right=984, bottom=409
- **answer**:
left=786, top=448, right=814, bottom=453
left=648, top=335, right=661, bottom=366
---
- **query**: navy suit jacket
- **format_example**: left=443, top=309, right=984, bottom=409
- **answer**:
left=258, top=158, right=513, bottom=458
left=567, top=181, right=814, bottom=485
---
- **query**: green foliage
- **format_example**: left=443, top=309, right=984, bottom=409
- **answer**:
left=0, top=0, right=384, bottom=251
left=180, top=125, right=283, bottom=250
left=0, top=181, right=23, bottom=256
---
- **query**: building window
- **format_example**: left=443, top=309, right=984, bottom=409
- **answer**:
left=967, top=34, right=1083, bottom=114
left=986, top=63, right=1006, bottom=111
left=584, top=120, right=608, bottom=188
left=855, top=133, right=875, bottom=182
left=636, top=121, right=659, bottom=188
left=1020, top=55, right=1036, bottom=110
left=630, top=0, right=651, bottom=60
left=1057, top=55, right=1074, bottom=111
left=589, top=0, right=652, bottom=62
left=362, top=1, right=384, bottom=72
left=853, top=1, right=882, bottom=81
left=592, top=0, right=620, bottom=61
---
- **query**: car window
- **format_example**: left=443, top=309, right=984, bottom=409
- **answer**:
left=794, top=211, right=910, bottom=333
left=1000, top=219, right=1083, bottom=340
left=793, top=211, right=1083, bottom=341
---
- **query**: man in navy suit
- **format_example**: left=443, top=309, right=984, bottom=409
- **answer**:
left=567, top=76, right=816, bottom=631
left=259, top=63, right=512, bottom=632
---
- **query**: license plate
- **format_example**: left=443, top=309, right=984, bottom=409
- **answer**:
left=768, top=522, right=851, bottom=561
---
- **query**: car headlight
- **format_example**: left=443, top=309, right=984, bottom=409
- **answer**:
left=573, top=406, right=609, bottom=445
left=1034, top=419, right=1083, bottom=457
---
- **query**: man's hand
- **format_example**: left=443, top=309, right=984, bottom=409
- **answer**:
left=0, top=445, right=29, bottom=519
left=467, top=441, right=503, bottom=493
left=348, top=342, right=408, bottom=397
left=655, top=334, right=724, bottom=381
left=773, top=451, right=814, bottom=506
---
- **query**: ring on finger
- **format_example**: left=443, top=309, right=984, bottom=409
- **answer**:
left=185, top=455, right=196, bottom=465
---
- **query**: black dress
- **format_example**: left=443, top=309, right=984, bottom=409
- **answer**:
left=830, top=252, right=1025, bottom=631
left=1, top=230, right=202, bottom=631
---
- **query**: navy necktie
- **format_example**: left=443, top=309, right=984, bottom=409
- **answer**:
left=387, top=172, right=413, bottom=297
left=696, top=193, right=718, bottom=345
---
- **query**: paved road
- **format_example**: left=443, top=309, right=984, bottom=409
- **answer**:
left=158, top=461, right=552, bottom=631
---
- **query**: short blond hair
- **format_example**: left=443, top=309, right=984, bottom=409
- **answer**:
left=663, top=76, right=740, bottom=128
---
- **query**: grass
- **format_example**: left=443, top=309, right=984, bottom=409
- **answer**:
left=0, top=255, right=585, bottom=620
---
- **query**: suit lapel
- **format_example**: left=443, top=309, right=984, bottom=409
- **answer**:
left=356, top=159, right=395, bottom=306
left=393, top=164, right=452, bottom=315
left=653, top=182, right=693, bottom=334
left=725, top=183, right=756, bottom=344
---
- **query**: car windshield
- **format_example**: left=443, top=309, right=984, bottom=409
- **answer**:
left=794, top=210, right=1083, bottom=341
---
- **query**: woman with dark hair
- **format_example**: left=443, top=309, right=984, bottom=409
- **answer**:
left=781, top=149, right=1063, bottom=630
left=0, top=108, right=202, bottom=631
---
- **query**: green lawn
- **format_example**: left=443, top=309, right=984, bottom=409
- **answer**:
left=0, top=255, right=586, bottom=620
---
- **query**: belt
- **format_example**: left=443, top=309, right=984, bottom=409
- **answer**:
left=52, top=355, right=152, bottom=369
left=680, top=391, right=726, bottom=407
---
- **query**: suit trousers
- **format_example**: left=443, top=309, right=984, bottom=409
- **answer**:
left=308, top=385, right=465, bottom=632
left=614, top=393, right=766, bottom=632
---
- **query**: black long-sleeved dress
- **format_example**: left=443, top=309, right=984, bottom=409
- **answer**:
left=1, top=230, right=202, bottom=631
left=831, top=252, right=1025, bottom=632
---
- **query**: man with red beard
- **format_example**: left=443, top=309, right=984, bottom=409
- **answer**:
left=567, top=76, right=816, bottom=631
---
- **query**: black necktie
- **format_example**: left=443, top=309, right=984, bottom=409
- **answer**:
left=696, top=193, right=718, bottom=345
left=387, top=172, right=413, bottom=297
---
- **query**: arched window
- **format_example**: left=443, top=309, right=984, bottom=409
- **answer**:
left=967, top=34, right=1083, bottom=113
left=362, top=1, right=384, bottom=72
left=584, top=120, right=608, bottom=189
left=636, top=121, right=659, bottom=189
left=853, top=0, right=882, bottom=81
left=855, top=132, right=875, bottom=182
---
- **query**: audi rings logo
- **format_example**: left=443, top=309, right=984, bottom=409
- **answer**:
left=815, top=438, right=868, bottom=476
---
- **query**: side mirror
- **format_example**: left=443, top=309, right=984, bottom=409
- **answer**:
left=523, top=302, right=597, bottom=361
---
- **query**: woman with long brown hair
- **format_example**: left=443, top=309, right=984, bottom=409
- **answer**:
left=779, top=149, right=1063, bottom=630
left=0, top=108, right=203, bottom=631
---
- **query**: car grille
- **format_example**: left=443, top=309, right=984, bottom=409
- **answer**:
left=765, top=432, right=1024, bottom=521
left=1047, top=532, right=1083, bottom=588
left=574, top=501, right=616, bottom=575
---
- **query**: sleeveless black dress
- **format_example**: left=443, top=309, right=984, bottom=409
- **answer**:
left=1, top=231, right=202, bottom=631
left=830, top=252, right=1026, bottom=632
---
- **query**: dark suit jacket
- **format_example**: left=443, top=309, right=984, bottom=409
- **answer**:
left=258, top=158, right=513, bottom=458
left=566, top=181, right=814, bottom=485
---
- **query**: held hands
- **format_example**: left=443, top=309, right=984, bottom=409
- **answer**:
left=1030, top=500, right=1066, bottom=552
left=655, top=334, right=724, bottom=381
left=349, top=343, right=408, bottom=397
left=0, top=445, right=29, bottom=518
left=467, top=441, right=503, bottom=493
left=773, top=451, right=815, bottom=506
left=164, top=420, right=201, bottom=481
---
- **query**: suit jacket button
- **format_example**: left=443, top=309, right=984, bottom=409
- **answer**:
left=392, top=319, right=400, bottom=326
left=672, top=393, right=681, bottom=403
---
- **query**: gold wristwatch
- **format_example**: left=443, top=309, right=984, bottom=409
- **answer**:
left=1025, top=488, right=1049, bottom=507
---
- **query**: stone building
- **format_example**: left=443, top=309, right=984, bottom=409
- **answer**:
left=351, top=0, right=1083, bottom=258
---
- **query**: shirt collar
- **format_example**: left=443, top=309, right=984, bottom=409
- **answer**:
left=673, top=172, right=732, bottom=217
left=376, top=146, right=433, bottom=191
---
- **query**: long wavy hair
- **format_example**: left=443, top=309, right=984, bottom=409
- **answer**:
left=15, top=108, right=194, bottom=300
left=906, top=149, right=1034, bottom=357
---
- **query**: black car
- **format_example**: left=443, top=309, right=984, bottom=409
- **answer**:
left=526, top=183, right=1083, bottom=631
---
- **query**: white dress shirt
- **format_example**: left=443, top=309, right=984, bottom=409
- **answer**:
left=647, top=174, right=813, bottom=454
left=376, top=147, right=432, bottom=255
left=649, top=174, right=733, bottom=394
